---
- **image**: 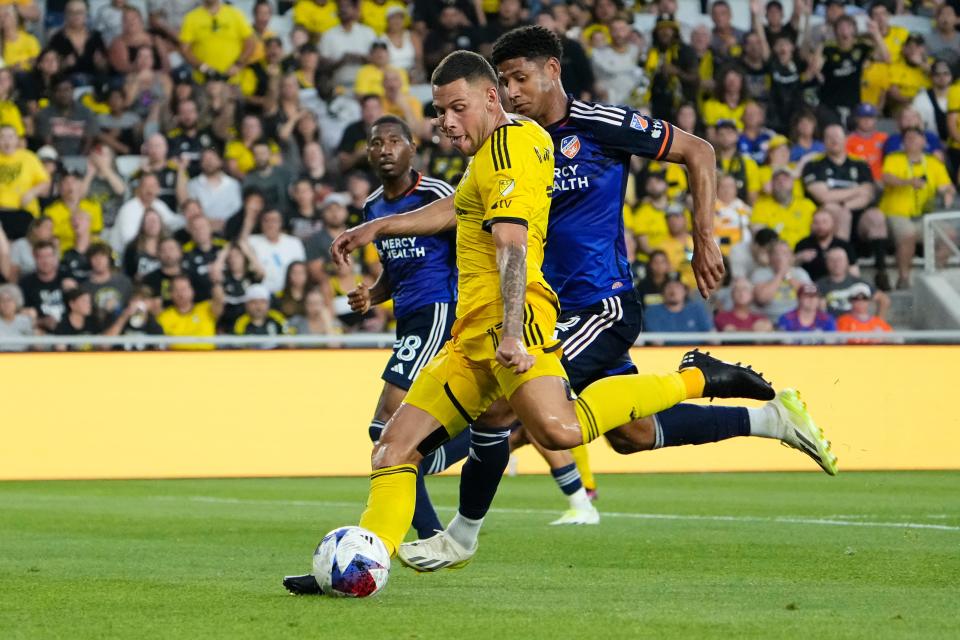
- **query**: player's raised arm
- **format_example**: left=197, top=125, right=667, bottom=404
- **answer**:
left=330, top=195, right=456, bottom=267
left=492, top=222, right=535, bottom=374
left=663, top=127, right=724, bottom=298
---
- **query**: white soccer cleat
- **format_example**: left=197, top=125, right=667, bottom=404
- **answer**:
left=771, top=388, right=839, bottom=476
left=397, top=530, right=476, bottom=573
left=549, top=504, right=600, bottom=525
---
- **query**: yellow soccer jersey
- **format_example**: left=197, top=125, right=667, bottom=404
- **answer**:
left=43, top=199, right=104, bottom=252
left=157, top=301, right=217, bottom=350
left=701, top=99, right=746, bottom=129
left=2, top=30, right=40, bottom=70
left=879, top=152, right=951, bottom=218
left=0, top=148, right=49, bottom=216
left=452, top=118, right=557, bottom=323
left=180, top=4, right=253, bottom=73
left=887, top=60, right=931, bottom=101
left=293, top=0, right=339, bottom=34
left=751, top=195, right=817, bottom=249
left=0, top=100, right=25, bottom=136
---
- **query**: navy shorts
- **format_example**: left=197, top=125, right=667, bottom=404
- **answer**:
left=557, top=290, right=643, bottom=393
left=382, top=301, right=455, bottom=391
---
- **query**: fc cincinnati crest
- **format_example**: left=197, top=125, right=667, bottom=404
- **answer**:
left=630, top=113, right=649, bottom=131
left=560, top=135, right=581, bottom=159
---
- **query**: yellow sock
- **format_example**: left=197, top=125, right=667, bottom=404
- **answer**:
left=679, top=367, right=705, bottom=398
left=358, top=464, right=417, bottom=557
left=569, top=445, right=596, bottom=492
left=575, top=372, right=689, bottom=444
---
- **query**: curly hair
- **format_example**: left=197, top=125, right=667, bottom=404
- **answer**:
left=491, top=25, right=563, bottom=67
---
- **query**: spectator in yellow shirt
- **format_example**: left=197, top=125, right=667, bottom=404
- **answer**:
left=156, top=273, right=224, bottom=350
left=0, top=68, right=25, bottom=137
left=354, top=41, right=409, bottom=97
left=649, top=208, right=697, bottom=291
left=702, top=68, right=748, bottom=137
left=179, top=0, right=255, bottom=81
left=293, top=0, right=339, bottom=39
left=382, top=67, right=426, bottom=140
left=0, top=6, right=40, bottom=71
left=885, top=34, right=932, bottom=116
left=360, top=0, right=405, bottom=35
left=0, top=125, right=49, bottom=221
left=878, top=127, right=955, bottom=289
left=42, top=173, right=104, bottom=253
left=752, top=167, right=817, bottom=250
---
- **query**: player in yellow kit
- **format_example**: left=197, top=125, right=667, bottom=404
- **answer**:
left=282, top=51, right=779, bottom=595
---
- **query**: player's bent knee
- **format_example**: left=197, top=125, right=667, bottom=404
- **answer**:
left=527, top=419, right=582, bottom=451
left=370, top=441, right=422, bottom=470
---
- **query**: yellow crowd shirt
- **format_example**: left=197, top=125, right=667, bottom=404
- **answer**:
left=2, top=30, right=40, bottom=70
left=701, top=99, right=746, bottom=128
left=43, top=199, right=105, bottom=252
left=157, top=301, right=217, bottom=350
left=0, top=101, right=25, bottom=136
left=180, top=4, right=254, bottom=73
left=887, top=60, right=931, bottom=100
left=751, top=194, right=817, bottom=249
left=878, top=152, right=951, bottom=218
left=947, top=82, right=960, bottom=150
left=452, top=117, right=557, bottom=322
left=292, top=0, right=339, bottom=34
left=360, top=0, right=406, bottom=35
left=354, top=64, right=410, bottom=97
left=0, top=148, right=49, bottom=216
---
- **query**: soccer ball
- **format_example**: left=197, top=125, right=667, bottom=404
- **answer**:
left=312, top=526, right=391, bottom=597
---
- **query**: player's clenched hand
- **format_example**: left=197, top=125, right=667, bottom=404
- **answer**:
left=331, top=224, right=376, bottom=268
left=496, top=336, right=535, bottom=374
left=348, top=283, right=371, bottom=314
left=692, top=237, right=725, bottom=299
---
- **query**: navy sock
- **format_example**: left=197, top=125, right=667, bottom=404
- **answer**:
left=368, top=418, right=443, bottom=538
left=654, top=404, right=750, bottom=448
left=458, top=426, right=512, bottom=520
left=421, top=428, right=471, bottom=475
left=550, top=462, right=583, bottom=496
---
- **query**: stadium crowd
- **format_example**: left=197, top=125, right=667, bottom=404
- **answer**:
left=0, top=0, right=956, bottom=349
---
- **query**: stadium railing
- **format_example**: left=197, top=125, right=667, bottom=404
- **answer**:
left=3, top=330, right=960, bottom=350
left=923, top=210, right=960, bottom=275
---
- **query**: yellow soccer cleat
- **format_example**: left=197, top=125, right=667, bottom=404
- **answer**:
left=549, top=504, right=600, bottom=526
left=772, top=389, right=839, bottom=476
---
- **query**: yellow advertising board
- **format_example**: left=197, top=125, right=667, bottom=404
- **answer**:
left=1, top=346, right=957, bottom=480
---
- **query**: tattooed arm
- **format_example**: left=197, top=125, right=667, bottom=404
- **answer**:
left=492, top=222, right=535, bottom=373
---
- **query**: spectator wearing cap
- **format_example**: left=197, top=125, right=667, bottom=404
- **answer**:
left=715, top=119, right=760, bottom=204
left=794, top=208, right=858, bottom=282
left=714, top=173, right=751, bottom=256
left=47, top=0, right=109, bottom=80
left=819, top=14, right=888, bottom=124
left=0, top=5, right=40, bottom=71
left=422, top=4, right=486, bottom=80
left=703, top=68, right=749, bottom=135
left=643, top=278, right=714, bottom=338
left=884, top=34, right=931, bottom=115
left=714, top=276, right=771, bottom=333
left=35, top=75, right=101, bottom=158
left=182, top=147, right=242, bottom=231
left=0, top=124, right=49, bottom=222
left=750, top=167, right=817, bottom=249
left=757, top=134, right=796, bottom=195
left=879, top=126, right=955, bottom=289
left=360, top=0, right=406, bottom=36
left=927, top=5, right=960, bottom=72
left=836, top=283, right=892, bottom=341
left=777, top=283, right=836, bottom=333
left=0, top=68, right=25, bottom=138
left=85, top=241, right=134, bottom=322
left=816, top=246, right=889, bottom=320
left=382, top=4, right=422, bottom=80
left=179, top=0, right=256, bottom=83
left=304, top=193, right=349, bottom=281
left=912, top=59, right=951, bottom=144
left=355, top=41, right=410, bottom=97
left=156, top=272, right=224, bottom=350
left=19, top=239, right=71, bottom=332
left=0, top=283, right=33, bottom=351
left=846, top=103, right=887, bottom=181
left=590, top=16, right=642, bottom=106
left=648, top=204, right=696, bottom=292
left=737, top=102, right=775, bottom=164
left=293, top=0, right=340, bottom=39
left=883, top=107, right=945, bottom=161
left=644, top=14, right=697, bottom=120
left=244, top=209, right=306, bottom=294
left=111, top=173, right=184, bottom=253
left=43, top=172, right=104, bottom=253
left=232, top=283, right=291, bottom=347
left=319, top=0, right=378, bottom=88
left=801, top=123, right=880, bottom=248
left=750, top=239, right=812, bottom=323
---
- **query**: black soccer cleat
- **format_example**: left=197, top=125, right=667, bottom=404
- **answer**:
left=679, top=349, right=775, bottom=401
left=283, top=573, right=323, bottom=596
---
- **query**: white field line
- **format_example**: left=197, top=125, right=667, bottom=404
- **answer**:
left=177, top=496, right=960, bottom=532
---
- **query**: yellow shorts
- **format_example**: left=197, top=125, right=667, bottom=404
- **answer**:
left=404, top=293, right=566, bottom=438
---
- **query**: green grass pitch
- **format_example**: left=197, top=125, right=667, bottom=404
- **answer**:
left=1, top=472, right=958, bottom=639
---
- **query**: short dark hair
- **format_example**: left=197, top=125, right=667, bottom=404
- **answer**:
left=491, top=25, right=562, bottom=67
left=86, top=241, right=112, bottom=260
left=370, top=115, right=413, bottom=143
left=33, top=240, right=56, bottom=254
left=65, top=287, right=89, bottom=305
left=431, top=51, right=497, bottom=87
left=753, top=227, right=779, bottom=247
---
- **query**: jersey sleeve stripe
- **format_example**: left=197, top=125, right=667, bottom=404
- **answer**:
left=501, top=126, right=512, bottom=168
left=569, top=108, right=623, bottom=127
left=572, top=99, right=626, bottom=116
left=491, top=128, right=504, bottom=171
left=655, top=122, right=674, bottom=160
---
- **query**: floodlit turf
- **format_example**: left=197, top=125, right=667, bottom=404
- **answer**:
left=1, top=472, right=958, bottom=640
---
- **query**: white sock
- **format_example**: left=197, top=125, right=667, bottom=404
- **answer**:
left=446, top=512, right=483, bottom=550
left=747, top=404, right=782, bottom=440
left=569, top=487, right=592, bottom=510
